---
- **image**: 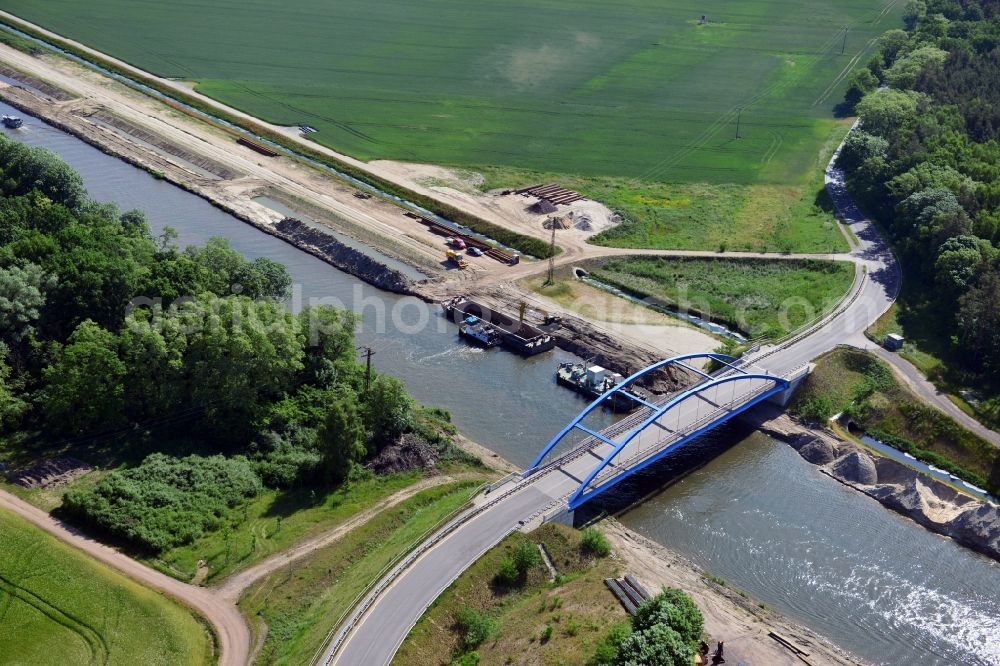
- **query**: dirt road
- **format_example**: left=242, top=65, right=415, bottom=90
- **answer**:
left=213, top=473, right=476, bottom=603
left=0, top=489, right=249, bottom=666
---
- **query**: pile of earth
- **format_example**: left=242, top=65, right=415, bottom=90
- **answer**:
left=543, top=215, right=572, bottom=230
left=527, top=199, right=558, bottom=215
left=8, top=457, right=91, bottom=488
left=366, top=434, right=439, bottom=475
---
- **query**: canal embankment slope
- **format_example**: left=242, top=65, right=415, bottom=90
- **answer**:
left=749, top=407, right=1000, bottom=562
left=604, top=520, right=864, bottom=666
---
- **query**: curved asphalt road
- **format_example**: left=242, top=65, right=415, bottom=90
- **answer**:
left=324, top=128, right=903, bottom=666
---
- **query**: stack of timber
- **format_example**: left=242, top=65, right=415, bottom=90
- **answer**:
left=405, top=212, right=514, bottom=263
left=516, top=182, right=586, bottom=205
left=605, top=575, right=652, bottom=615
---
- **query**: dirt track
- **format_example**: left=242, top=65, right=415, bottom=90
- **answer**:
left=0, top=489, right=249, bottom=666
left=213, top=473, right=476, bottom=603
left=0, top=472, right=482, bottom=666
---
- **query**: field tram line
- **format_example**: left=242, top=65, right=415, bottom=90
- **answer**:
left=640, top=57, right=812, bottom=182
left=0, top=573, right=110, bottom=666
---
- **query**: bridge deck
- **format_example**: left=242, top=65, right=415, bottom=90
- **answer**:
left=530, top=361, right=785, bottom=507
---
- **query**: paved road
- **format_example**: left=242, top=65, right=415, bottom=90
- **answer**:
left=0, top=489, right=250, bottom=666
left=868, top=345, right=1000, bottom=447
left=324, top=126, right=905, bottom=666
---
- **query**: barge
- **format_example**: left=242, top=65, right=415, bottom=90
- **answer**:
left=444, top=296, right=556, bottom=356
left=556, top=362, right=648, bottom=412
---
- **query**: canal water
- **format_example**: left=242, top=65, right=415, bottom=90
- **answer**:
left=4, top=103, right=999, bottom=665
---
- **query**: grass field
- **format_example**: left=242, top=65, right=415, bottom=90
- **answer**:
left=4, top=0, right=900, bottom=183
left=589, top=256, right=855, bottom=339
left=238, top=480, right=482, bottom=666
left=395, top=523, right=625, bottom=666
left=0, top=508, right=212, bottom=665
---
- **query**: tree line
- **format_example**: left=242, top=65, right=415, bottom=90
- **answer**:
left=841, top=0, right=1000, bottom=389
left=0, top=134, right=439, bottom=552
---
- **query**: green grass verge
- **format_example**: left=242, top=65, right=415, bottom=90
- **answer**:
left=791, top=348, right=1000, bottom=494
left=395, top=523, right=624, bottom=666
left=867, top=304, right=1000, bottom=433
left=157, top=469, right=428, bottom=583
left=588, top=256, right=854, bottom=339
left=238, top=479, right=485, bottom=666
left=1, top=0, right=900, bottom=182
left=0, top=507, right=212, bottom=665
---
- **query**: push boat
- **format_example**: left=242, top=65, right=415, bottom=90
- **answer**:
left=555, top=362, right=648, bottom=412
left=458, top=316, right=502, bottom=348
left=2, top=115, right=23, bottom=129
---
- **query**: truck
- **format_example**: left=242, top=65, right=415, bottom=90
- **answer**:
left=445, top=249, right=469, bottom=269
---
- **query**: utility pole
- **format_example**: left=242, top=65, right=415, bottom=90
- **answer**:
left=841, top=27, right=849, bottom=55
left=545, top=223, right=557, bottom=285
left=359, top=346, right=375, bottom=395
left=735, top=108, right=742, bottom=140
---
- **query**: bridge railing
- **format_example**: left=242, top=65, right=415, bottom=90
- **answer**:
left=567, top=375, right=788, bottom=508
left=524, top=352, right=754, bottom=476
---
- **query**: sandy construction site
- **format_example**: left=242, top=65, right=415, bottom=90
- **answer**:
left=0, top=40, right=730, bottom=365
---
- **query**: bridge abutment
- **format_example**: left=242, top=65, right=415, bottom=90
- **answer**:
left=767, top=363, right=814, bottom=408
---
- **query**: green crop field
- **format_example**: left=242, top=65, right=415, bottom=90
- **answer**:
left=4, top=0, right=901, bottom=183
left=0, top=508, right=211, bottom=665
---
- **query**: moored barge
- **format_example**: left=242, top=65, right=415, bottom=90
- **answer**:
left=444, top=296, right=556, bottom=355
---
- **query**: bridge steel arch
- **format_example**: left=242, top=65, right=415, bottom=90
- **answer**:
left=525, top=352, right=747, bottom=476
left=566, top=372, right=788, bottom=508
left=524, top=353, right=789, bottom=510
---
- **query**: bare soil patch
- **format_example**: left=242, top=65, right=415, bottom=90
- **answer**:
left=8, top=457, right=92, bottom=489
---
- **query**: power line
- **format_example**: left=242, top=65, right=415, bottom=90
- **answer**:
left=358, top=346, right=375, bottom=395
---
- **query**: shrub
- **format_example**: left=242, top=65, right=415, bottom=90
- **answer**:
left=512, top=540, right=541, bottom=573
left=453, top=609, right=496, bottom=651
left=494, top=556, right=520, bottom=587
left=633, top=587, right=704, bottom=650
left=580, top=528, right=611, bottom=557
left=798, top=394, right=834, bottom=423
left=450, top=652, right=480, bottom=666
left=589, top=621, right=632, bottom=665
left=62, top=453, right=262, bottom=553
left=616, top=623, right=690, bottom=666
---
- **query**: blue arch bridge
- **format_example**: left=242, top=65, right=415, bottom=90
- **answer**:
left=523, top=352, right=810, bottom=510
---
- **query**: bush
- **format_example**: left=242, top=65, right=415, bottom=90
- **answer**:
left=494, top=556, right=520, bottom=587
left=512, top=540, right=541, bottom=573
left=580, top=528, right=611, bottom=557
left=62, top=453, right=262, bottom=553
left=616, top=623, right=690, bottom=666
left=249, top=428, right=322, bottom=488
left=797, top=394, right=834, bottom=423
left=454, top=608, right=496, bottom=651
left=633, top=587, right=704, bottom=650
left=450, top=652, right=480, bottom=666
left=589, top=621, right=632, bottom=665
